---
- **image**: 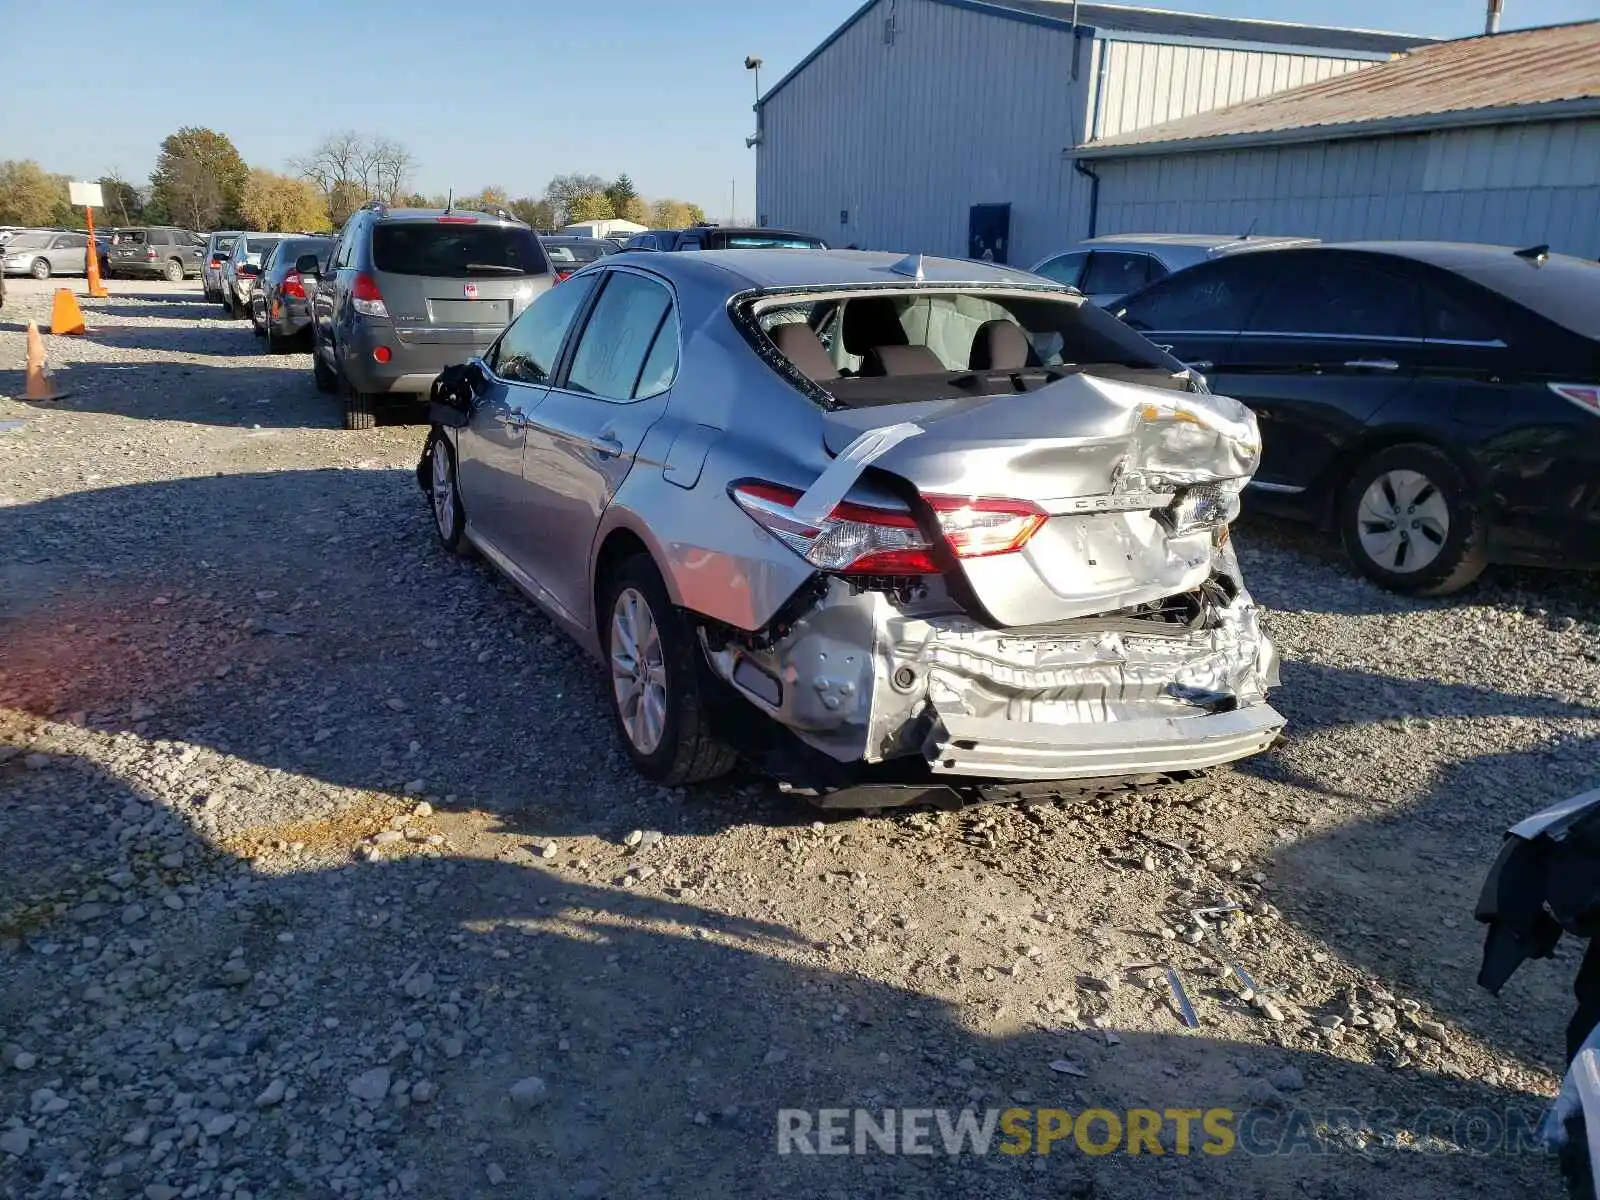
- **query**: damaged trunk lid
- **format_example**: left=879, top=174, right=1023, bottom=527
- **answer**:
left=816, top=372, right=1263, bottom=627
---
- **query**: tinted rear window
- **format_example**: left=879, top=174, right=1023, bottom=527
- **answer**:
left=244, top=237, right=281, bottom=258
left=724, top=234, right=826, bottom=249
left=372, top=222, right=549, bottom=278
left=212, top=235, right=238, bottom=254
left=1444, top=254, right=1600, bottom=341
left=114, top=231, right=146, bottom=245
left=545, top=242, right=606, bottom=265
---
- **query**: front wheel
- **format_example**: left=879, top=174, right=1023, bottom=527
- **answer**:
left=30, top=258, right=50, bottom=280
left=312, top=339, right=339, bottom=393
left=600, top=555, right=737, bottom=785
left=164, top=258, right=184, bottom=283
left=1340, top=443, right=1487, bottom=596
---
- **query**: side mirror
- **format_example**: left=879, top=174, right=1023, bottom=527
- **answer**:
left=238, top=263, right=261, bottom=278
left=295, top=254, right=321, bottom=276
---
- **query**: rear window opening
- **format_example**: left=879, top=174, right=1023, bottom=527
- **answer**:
left=113, top=231, right=146, bottom=245
left=545, top=243, right=606, bottom=266
left=372, top=223, right=549, bottom=279
left=212, top=235, right=239, bottom=254
left=747, top=288, right=1192, bottom=409
left=724, top=235, right=827, bottom=250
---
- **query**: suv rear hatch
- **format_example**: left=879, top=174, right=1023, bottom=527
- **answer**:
left=109, top=230, right=149, bottom=266
left=370, top=219, right=552, bottom=346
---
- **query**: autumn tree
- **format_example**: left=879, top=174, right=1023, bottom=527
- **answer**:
left=150, top=128, right=247, bottom=227
left=457, top=185, right=509, bottom=213
left=508, top=197, right=556, bottom=229
left=567, top=193, right=616, bottom=223
left=0, top=160, right=71, bottom=226
left=649, top=198, right=705, bottom=229
left=604, top=174, right=638, bottom=216
left=328, top=179, right=365, bottom=227
left=543, top=173, right=609, bottom=226
left=240, top=169, right=331, bottom=232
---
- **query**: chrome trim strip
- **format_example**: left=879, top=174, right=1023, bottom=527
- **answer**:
left=1246, top=481, right=1307, bottom=495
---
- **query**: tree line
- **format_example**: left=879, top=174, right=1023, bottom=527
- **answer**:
left=0, top=129, right=708, bottom=234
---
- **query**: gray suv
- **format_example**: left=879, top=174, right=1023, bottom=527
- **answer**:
left=105, top=227, right=205, bottom=280
left=308, top=204, right=553, bottom=429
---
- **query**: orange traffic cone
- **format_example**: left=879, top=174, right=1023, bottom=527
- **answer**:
left=24, top=322, right=62, bottom=400
left=50, top=288, right=87, bottom=337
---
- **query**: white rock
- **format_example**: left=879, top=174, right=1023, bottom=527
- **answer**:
left=508, top=1076, right=548, bottom=1108
left=410, top=1080, right=437, bottom=1104
left=0, top=1127, right=32, bottom=1156
left=412, top=801, right=433, bottom=817
left=486, top=1163, right=507, bottom=1185
left=254, top=1079, right=286, bottom=1108
left=10, top=1051, right=37, bottom=1071
left=348, top=1066, right=392, bottom=1103
left=623, top=830, right=643, bottom=847
left=202, top=1113, right=236, bottom=1137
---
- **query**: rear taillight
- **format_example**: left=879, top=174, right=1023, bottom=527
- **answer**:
left=145, top=248, right=158, bottom=260
left=281, top=271, right=306, bottom=300
left=352, top=273, right=388, bottom=318
left=1550, top=383, right=1600, bottom=416
left=554, top=270, right=573, bottom=282
left=208, top=257, right=223, bottom=268
left=730, top=483, right=1048, bottom=576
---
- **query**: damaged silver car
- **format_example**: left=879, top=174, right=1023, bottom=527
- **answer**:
left=419, top=249, right=1283, bottom=805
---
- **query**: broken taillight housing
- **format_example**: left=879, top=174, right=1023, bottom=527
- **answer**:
left=730, top=483, right=1047, bottom=576
left=1165, top=482, right=1242, bottom=534
left=1550, top=383, right=1600, bottom=416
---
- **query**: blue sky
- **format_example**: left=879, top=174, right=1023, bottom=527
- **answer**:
left=1, top=0, right=1591, bottom=218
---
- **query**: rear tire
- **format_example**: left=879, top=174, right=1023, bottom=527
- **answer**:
left=313, top=342, right=339, bottom=392
left=30, top=258, right=50, bottom=281
left=266, top=327, right=291, bottom=354
left=428, top=435, right=469, bottom=555
left=343, top=385, right=377, bottom=430
left=599, top=555, right=737, bottom=785
left=1340, top=443, right=1487, bottom=596
left=164, top=258, right=184, bottom=283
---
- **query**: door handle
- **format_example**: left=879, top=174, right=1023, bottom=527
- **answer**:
left=504, top=410, right=528, bottom=431
left=588, top=433, right=624, bottom=458
left=1345, top=359, right=1399, bottom=372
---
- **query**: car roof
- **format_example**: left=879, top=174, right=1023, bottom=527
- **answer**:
left=368, top=207, right=523, bottom=226
left=1081, top=232, right=1319, bottom=252
left=609, top=248, right=1046, bottom=291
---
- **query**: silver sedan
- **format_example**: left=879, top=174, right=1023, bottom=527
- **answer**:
left=418, top=250, right=1282, bottom=805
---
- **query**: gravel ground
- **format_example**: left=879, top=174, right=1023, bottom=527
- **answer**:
left=2, top=278, right=1599, bottom=1199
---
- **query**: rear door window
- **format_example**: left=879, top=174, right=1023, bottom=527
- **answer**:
left=564, top=272, right=676, bottom=400
left=1081, top=251, right=1155, bottom=296
left=489, top=272, right=598, bottom=385
left=213, top=235, right=238, bottom=255
left=1250, top=256, right=1424, bottom=339
left=1034, top=251, right=1087, bottom=287
left=1116, top=256, right=1279, bottom=334
left=372, top=222, right=549, bottom=278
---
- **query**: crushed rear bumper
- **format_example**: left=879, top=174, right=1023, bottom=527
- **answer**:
left=923, top=702, right=1283, bottom=780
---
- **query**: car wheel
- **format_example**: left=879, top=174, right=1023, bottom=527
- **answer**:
left=265, top=326, right=291, bottom=354
left=1340, top=443, right=1488, bottom=596
left=164, top=258, right=184, bottom=283
left=428, top=435, right=469, bottom=554
left=312, top=339, right=339, bottom=392
left=30, top=258, right=50, bottom=281
left=600, top=555, right=737, bottom=785
left=342, top=383, right=377, bottom=430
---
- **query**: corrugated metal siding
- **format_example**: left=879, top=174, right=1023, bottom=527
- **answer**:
left=1093, top=118, right=1600, bottom=258
left=1093, top=40, right=1370, bottom=140
left=757, top=0, right=1093, bottom=266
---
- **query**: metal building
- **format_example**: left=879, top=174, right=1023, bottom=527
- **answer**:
left=753, top=0, right=1430, bottom=267
left=1077, top=21, right=1600, bottom=258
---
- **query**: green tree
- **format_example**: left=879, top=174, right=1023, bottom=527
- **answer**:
left=403, top=192, right=429, bottom=207
left=0, top=160, right=70, bottom=226
left=685, top=202, right=707, bottom=225
left=150, top=128, right=248, bottom=227
left=649, top=198, right=702, bottom=229
left=603, top=174, right=638, bottom=216
left=97, top=173, right=143, bottom=225
left=567, top=193, right=616, bottom=224
left=508, top=197, right=556, bottom=229
left=459, top=185, right=509, bottom=213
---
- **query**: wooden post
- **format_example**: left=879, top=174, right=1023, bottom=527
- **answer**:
left=84, top=206, right=108, bottom=298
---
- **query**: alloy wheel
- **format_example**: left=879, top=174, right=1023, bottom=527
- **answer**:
left=610, top=587, right=668, bottom=755
left=430, top=440, right=455, bottom=539
left=1356, top=468, right=1450, bottom=573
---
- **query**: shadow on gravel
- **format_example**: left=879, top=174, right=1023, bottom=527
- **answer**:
left=82, top=302, right=236, bottom=322
left=0, top=361, right=421, bottom=429
left=0, top=737, right=1566, bottom=1199
left=0, top=468, right=1588, bottom=1194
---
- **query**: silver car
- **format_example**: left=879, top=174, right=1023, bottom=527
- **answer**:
left=220, top=233, right=282, bottom=318
left=1032, top=233, right=1320, bottom=309
left=419, top=250, right=1282, bottom=804
left=2, top=230, right=90, bottom=279
left=202, top=231, right=242, bottom=301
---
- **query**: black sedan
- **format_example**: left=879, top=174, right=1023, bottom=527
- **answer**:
left=1112, top=241, right=1600, bottom=595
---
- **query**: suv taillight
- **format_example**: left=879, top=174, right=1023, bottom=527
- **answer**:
left=352, top=273, right=388, bottom=318
left=729, top=483, right=1047, bottom=576
left=281, top=271, right=306, bottom=300
left=145, top=248, right=158, bottom=260
left=1550, top=383, right=1600, bottom=416
left=209, top=257, right=223, bottom=268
